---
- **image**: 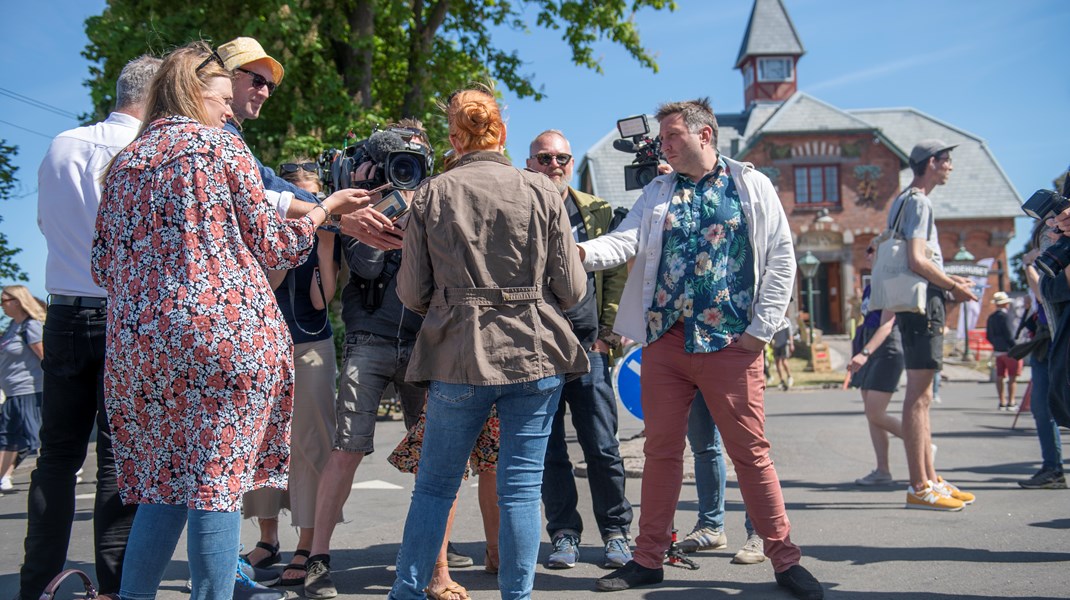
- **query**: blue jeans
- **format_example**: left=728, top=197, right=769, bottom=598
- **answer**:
left=1029, top=356, right=1063, bottom=472
left=120, top=504, right=240, bottom=600
left=390, top=375, right=564, bottom=600
left=20, top=304, right=136, bottom=599
left=542, top=351, right=632, bottom=541
left=688, top=395, right=754, bottom=535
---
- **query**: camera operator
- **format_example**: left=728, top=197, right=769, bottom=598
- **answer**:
left=1040, top=171, right=1070, bottom=429
left=303, top=120, right=430, bottom=598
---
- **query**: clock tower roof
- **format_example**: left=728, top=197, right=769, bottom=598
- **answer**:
left=735, top=0, right=805, bottom=69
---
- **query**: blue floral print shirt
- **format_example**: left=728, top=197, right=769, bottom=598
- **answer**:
left=647, top=158, right=755, bottom=352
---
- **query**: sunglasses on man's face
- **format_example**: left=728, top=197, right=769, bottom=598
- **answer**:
left=236, top=67, right=277, bottom=96
left=531, top=153, right=572, bottom=167
left=279, top=162, right=319, bottom=176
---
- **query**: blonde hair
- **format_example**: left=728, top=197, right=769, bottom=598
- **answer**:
left=140, top=41, right=231, bottom=134
left=445, top=85, right=504, bottom=154
left=2, top=285, right=46, bottom=323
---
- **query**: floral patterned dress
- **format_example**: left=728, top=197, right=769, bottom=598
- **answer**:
left=91, top=116, right=316, bottom=511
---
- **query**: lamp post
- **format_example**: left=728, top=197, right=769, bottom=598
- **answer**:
left=797, top=251, right=820, bottom=371
left=952, top=246, right=976, bottom=361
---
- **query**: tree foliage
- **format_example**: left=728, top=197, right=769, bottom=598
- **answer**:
left=0, top=140, right=28, bottom=282
left=83, top=0, right=674, bottom=166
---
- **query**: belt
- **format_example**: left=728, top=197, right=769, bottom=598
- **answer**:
left=49, top=294, right=107, bottom=309
left=431, top=286, right=545, bottom=307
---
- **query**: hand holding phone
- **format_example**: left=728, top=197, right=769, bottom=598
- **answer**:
left=372, top=190, right=409, bottom=222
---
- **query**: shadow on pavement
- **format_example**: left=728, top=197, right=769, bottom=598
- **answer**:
left=804, top=544, right=1070, bottom=565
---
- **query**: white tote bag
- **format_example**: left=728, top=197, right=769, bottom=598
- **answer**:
left=869, top=192, right=928, bottom=314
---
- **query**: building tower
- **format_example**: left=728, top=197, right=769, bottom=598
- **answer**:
left=736, top=0, right=805, bottom=107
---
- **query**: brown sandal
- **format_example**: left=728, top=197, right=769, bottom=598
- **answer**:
left=425, top=581, right=470, bottom=600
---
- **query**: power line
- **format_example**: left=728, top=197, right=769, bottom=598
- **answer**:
left=0, top=87, right=80, bottom=120
left=0, top=119, right=55, bottom=140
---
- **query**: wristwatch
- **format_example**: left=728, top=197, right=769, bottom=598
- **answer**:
left=861, top=348, right=871, bottom=357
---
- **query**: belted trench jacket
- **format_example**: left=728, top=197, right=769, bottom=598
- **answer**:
left=397, top=151, right=590, bottom=385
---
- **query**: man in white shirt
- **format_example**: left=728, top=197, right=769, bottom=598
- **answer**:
left=18, top=55, right=160, bottom=600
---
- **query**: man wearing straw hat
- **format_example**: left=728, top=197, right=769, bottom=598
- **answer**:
left=985, top=291, right=1021, bottom=410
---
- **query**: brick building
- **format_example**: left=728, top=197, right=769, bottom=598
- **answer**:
left=577, top=0, right=1022, bottom=334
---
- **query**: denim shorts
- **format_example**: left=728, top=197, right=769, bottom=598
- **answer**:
left=335, top=332, right=425, bottom=454
left=896, top=286, right=945, bottom=371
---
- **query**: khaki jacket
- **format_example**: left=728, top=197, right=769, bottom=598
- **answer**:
left=397, top=151, right=590, bottom=385
left=569, top=187, right=626, bottom=361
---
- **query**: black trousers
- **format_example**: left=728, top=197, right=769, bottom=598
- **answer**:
left=19, top=304, right=137, bottom=598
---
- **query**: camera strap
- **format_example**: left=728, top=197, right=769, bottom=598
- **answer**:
left=286, top=265, right=330, bottom=337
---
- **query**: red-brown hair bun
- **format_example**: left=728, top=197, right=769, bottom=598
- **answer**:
left=448, top=89, right=503, bottom=153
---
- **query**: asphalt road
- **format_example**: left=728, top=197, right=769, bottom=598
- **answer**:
left=2, top=380, right=1066, bottom=599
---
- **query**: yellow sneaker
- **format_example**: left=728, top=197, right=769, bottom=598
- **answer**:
left=935, top=476, right=976, bottom=505
left=906, top=483, right=964, bottom=511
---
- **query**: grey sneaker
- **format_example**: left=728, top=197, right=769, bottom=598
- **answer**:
left=304, top=556, right=337, bottom=599
left=731, top=533, right=767, bottom=564
left=547, top=531, right=580, bottom=569
left=1018, top=469, right=1067, bottom=489
left=855, top=469, right=894, bottom=486
left=233, top=568, right=285, bottom=600
left=676, top=526, right=726, bottom=553
left=446, top=541, right=474, bottom=568
left=603, top=536, right=632, bottom=569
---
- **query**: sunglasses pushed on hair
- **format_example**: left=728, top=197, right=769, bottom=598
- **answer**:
left=196, top=50, right=225, bottom=73
left=279, top=162, right=319, bottom=176
left=237, top=67, right=277, bottom=96
left=531, top=153, right=572, bottom=167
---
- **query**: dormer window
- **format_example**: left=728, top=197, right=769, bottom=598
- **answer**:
left=757, top=57, right=793, bottom=82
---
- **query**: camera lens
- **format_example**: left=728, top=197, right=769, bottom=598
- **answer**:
left=636, top=165, right=658, bottom=188
left=387, top=152, right=424, bottom=190
left=1035, top=237, right=1070, bottom=278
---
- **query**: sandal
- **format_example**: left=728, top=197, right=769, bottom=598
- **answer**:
left=425, top=581, right=470, bottom=600
left=241, top=541, right=281, bottom=569
left=275, top=549, right=310, bottom=587
left=485, top=546, right=499, bottom=575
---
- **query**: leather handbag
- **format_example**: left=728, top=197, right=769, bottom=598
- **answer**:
left=39, top=569, right=102, bottom=600
left=869, top=191, right=929, bottom=314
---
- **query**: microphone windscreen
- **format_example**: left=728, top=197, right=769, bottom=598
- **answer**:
left=612, top=138, right=637, bottom=153
left=366, top=130, right=406, bottom=163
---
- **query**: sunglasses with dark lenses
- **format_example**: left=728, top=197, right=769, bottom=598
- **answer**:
left=279, top=162, right=319, bottom=176
left=196, top=50, right=225, bottom=73
left=532, top=153, right=572, bottom=167
left=236, top=67, right=277, bottom=96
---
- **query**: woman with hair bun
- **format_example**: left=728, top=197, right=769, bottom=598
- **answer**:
left=388, top=86, right=588, bottom=600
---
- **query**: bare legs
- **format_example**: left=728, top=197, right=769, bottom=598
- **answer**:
left=309, top=450, right=365, bottom=557
left=902, top=369, right=937, bottom=490
left=478, top=470, right=499, bottom=571
left=861, top=390, right=903, bottom=475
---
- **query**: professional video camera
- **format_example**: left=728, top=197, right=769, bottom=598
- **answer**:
left=319, top=126, right=433, bottom=194
left=1021, top=185, right=1070, bottom=278
left=612, top=115, right=662, bottom=191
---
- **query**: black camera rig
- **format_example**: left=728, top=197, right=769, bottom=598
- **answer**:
left=1021, top=176, right=1070, bottom=278
left=612, top=115, right=663, bottom=191
left=319, top=127, right=434, bottom=194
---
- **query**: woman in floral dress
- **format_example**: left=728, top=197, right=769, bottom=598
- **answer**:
left=90, top=42, right=368, bottom=599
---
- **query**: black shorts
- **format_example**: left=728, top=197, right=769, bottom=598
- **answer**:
left=895, top=285, right=945, bottom=371
left=773, top=344, right=790, bottom=360
left=849, top=327, right=905, bottom=392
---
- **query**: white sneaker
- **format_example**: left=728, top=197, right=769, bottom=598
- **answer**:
left=1, top=475, right=13, bottom=492
left=76, top=467, right=84, bottom=485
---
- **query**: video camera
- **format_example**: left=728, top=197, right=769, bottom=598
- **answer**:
left=612, top=115, right=662, bottom=191
left=319, top=126, right=434, bottom=194
left=1022, top=187, right=1070, bottom=278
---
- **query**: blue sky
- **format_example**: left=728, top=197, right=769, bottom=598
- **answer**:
left=2, top=0, right=1068, bottom=301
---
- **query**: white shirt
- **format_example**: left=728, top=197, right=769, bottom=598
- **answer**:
left=37, top=112, right=141, bottom=297
left=579, top=157, right=796, bottom=344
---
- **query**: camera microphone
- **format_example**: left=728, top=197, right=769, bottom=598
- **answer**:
left=366, top=130, right=407, bottom=163
left=612, top=138, right=638, bottom=153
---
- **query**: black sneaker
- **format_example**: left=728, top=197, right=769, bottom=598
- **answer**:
left=1018, top=469, right=1067, bottom=489
left=775, top=564, right=824, bottom=600
left=446, top=541, right=474, bottom=568
left=304, top=555, right=337, bottom=599
left=595, top=560, right=663, bottom=592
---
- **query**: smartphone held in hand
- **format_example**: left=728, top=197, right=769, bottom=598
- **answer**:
left=373, top=190, right=409, bottom=221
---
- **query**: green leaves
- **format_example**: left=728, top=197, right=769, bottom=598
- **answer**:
left=82, top=0, right=673, bottom=167
left=0, top=140, right=28, bottom=281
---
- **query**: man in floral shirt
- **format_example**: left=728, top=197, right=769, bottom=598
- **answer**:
left=577, top=98, right=822, bottom=600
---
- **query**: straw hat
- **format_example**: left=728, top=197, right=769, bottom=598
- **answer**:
left=217, top=37, right=284, bottom=84
left=991, top=291, right=1011, bottom=305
